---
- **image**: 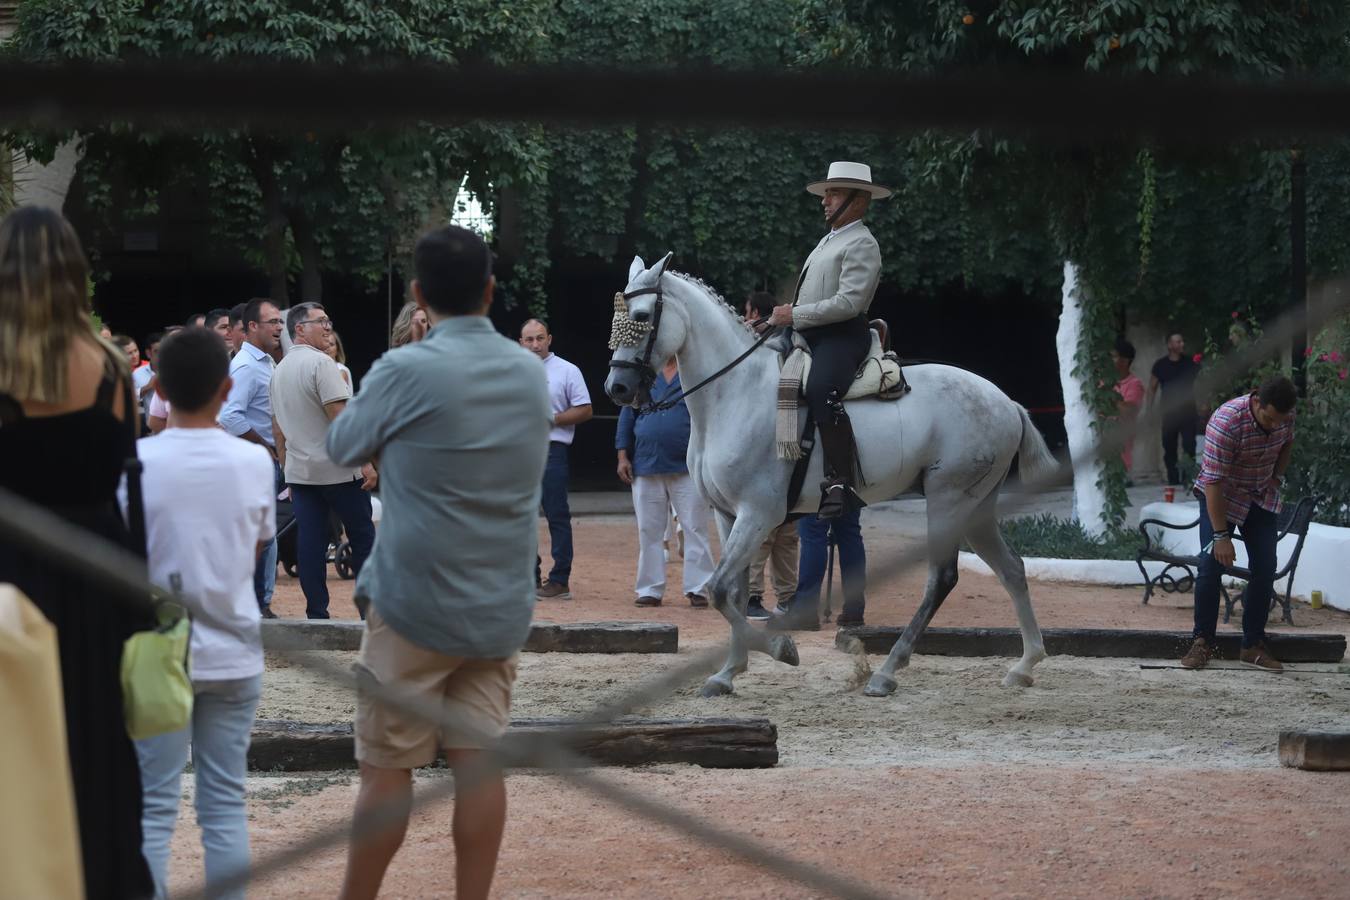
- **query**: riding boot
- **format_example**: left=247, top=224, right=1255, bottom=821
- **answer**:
left=817, top=395, right=865, bottom=520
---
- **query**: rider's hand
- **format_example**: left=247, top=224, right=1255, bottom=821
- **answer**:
left=1213, top=536, right=1236, bottom=567
left=768, top=304, right=794, bottom=327
left=617, top=455, right=634, bottom=485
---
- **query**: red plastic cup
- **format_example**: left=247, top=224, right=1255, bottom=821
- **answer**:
left=1163, top=487, right=1175, bottom=503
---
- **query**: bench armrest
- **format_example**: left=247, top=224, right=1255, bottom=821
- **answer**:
left=1137, top=515, right=1200, bottom=552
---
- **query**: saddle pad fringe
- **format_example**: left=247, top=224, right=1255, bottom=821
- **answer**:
left=777, top=347, right=808, bottom=460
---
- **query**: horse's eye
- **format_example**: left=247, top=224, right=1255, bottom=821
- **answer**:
left=632, top=310, right=650, bottom=323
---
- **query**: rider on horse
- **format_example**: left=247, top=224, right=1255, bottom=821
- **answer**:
left=768, top=161, right=890, bottom=519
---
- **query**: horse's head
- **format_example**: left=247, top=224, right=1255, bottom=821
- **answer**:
left=605, top=252, right=687, bottom=407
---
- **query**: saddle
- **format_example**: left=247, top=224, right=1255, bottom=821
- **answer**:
left=790, top=318, right=908, bottom=402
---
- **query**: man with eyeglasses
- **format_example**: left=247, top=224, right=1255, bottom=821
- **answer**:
left=220, top=298, right=286, bottom=617
left=271, top=302, right=377, bottom=619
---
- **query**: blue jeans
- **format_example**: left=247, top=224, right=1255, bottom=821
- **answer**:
left=794, top=510, right=866, bottom=618
left=290, top=478, right=376, bottom=619
left=1194, top=494, right=1278, bottom=648
left=136, top=675, right=263, bottom=900
left=253, top=459, right=282, bottom=610
left=536, top=442, right=573, bottom=587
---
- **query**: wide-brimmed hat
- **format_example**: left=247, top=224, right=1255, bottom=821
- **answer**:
left=805, top=161, right=892, bottom=199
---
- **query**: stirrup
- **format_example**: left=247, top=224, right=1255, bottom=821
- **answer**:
left=817, top=481, right=863, bottom=520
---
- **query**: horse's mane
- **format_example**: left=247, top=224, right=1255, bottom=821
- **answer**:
left=668, top=271, right=745, bottom=325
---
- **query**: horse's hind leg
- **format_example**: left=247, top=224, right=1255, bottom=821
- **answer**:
left=701, top=510, right=798, bottom=698
left=863, top=544, right=960, bottom=697
left=964, top=512, right=1047, bottom=687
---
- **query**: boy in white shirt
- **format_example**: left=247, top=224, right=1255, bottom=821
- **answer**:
left=121, top=328, right=276, bottom=900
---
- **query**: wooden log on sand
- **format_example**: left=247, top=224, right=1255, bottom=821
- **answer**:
left=262, top=620, right=678, bottom=654
left=835, top=626, right=1346, bottom=663
left=1279, top=731, right=1350, bottom=771
left=249, top=717, right=777, bottom=771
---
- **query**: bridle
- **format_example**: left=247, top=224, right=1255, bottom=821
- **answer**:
left=608, top=273, right=774, bottom=414
left=607, top=282, right=666, bottom=405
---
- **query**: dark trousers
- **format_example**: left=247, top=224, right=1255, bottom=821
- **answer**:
left=291, top=478, right=376, bottom=619
left=536, top=441, right=573, bottom=587
left=252, top=458, right=282, bottom=610
left=792, top=510, right=866, bottom=618
left=1194, top=494, right=1278, bottom=648
left=1161, top=411, right=1197, bottom=485
left=800, top=316, right=871, bottom=424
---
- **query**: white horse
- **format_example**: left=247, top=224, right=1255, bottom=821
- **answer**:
left=604, top=254, right=1055, bottom=698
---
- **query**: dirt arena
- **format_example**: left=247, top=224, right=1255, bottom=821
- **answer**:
left=166, top=513, right=1350, bottom=898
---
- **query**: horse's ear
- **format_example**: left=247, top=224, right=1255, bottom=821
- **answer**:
left=628, top=256, right=645, bottom=282
left=655, top=251, right=674, bottom=276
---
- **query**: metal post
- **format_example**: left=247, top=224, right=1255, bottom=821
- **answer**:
left=822, top=525, right=836, bottom=623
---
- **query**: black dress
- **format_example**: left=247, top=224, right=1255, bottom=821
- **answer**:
left=0, top=360, right=154, bottom=899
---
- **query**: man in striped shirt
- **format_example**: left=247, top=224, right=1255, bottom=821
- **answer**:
left=1181, top=376, right=1297, bottom=672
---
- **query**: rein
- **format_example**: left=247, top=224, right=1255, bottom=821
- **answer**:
left=644, top=317, right=775, bottom=413
left=608, top=276, right=775, bottom=414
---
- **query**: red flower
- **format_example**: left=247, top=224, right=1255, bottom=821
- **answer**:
left=1304, top=347, right=1315, bottom=358
left=1231, top=311, right=1241, bottom=319
left=1192, top=353, right=1203, bottom=363
left=1340, top=369, right=1348, bottom=381
left=1319, top=353, right=1329, bottom=362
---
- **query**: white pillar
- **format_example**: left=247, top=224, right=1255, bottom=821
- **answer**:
left=11, top=141, right=82, bottom=211
left=1055, top=260, right=1107, bottom=537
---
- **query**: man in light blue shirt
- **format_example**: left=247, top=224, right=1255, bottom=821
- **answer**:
left=219, top=298, right=284, bottom=616
left=327, top=225, right=549, bottom=900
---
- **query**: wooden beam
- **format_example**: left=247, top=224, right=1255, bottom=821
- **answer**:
left=262, top=620, right=678, bottom=654
left=249, top=717, right=777, bottom=771
left=836, top=626, right=1346, bottom=663
left=1279, top=730, right=1350, bottom=771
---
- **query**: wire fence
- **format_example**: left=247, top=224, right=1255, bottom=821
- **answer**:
left=3, top=60, right=1348, bottom=900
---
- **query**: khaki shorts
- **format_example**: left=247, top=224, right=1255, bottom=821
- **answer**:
left=353, top=606, right=518, bottom=769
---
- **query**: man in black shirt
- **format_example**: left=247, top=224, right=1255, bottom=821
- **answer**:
left=1148, top=331, right=1199, bottom=485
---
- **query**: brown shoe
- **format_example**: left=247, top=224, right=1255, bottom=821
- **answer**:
left=537, top=581, right=572, bottom=601
left=1180, top=637, right=1214, bottom=670
left=1239, top=641, right=1284, bottom=673
left=635, top=595, right=662, bottom=607
left=686, top=592, right=709, bottom=609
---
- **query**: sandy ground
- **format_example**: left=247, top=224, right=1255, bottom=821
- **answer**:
left=162, top=513, right=1350, bottom=898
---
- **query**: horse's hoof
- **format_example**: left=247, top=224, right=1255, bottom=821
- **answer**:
left=769, top=634, right=799, bottom=667
left=1002, top=670, right=1034, bottom=688
left=700, top=676, right=735, bottom=698
left=863, top=672, right=897, bottom=697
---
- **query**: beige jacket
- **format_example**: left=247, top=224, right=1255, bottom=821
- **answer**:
left=790, top=221, right=882, bottom=330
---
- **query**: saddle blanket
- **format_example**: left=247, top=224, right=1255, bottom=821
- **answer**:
left=776, top=328, right=906, bottom=459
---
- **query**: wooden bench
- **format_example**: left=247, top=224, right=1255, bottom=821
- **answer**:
left=1135, top=495, right=1317, bottom=626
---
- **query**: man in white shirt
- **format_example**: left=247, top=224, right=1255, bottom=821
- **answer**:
left=520, top=319, right=592, bottom=600
left=219, top=298, right=285, bottom=617
left=121, top=327, right=275, bottom=900
left=271, top=302, right=377, bottom=619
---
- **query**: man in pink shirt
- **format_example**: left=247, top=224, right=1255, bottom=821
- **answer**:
left=1181, top=376, right=1296, bottom=672
left=1111, top=339, right=1145, bottom=473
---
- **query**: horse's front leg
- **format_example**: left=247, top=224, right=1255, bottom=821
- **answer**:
left=702, top=509, right=800, bottom=698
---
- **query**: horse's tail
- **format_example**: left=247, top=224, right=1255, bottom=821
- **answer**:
left=1014, top=404, right=1059, bottom=488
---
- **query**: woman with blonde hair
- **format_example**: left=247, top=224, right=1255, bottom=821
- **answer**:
left=0, top=206, right=154, bottom=898
left=390, top=298, right=429, bottom=347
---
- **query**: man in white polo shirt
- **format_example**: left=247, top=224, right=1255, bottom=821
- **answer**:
left=271, top=302, right=377, bottom=619
left=520, top=318, right=592, bottom=600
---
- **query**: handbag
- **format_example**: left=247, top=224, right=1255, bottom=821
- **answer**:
left=119, top=451, right=194, bottom=740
